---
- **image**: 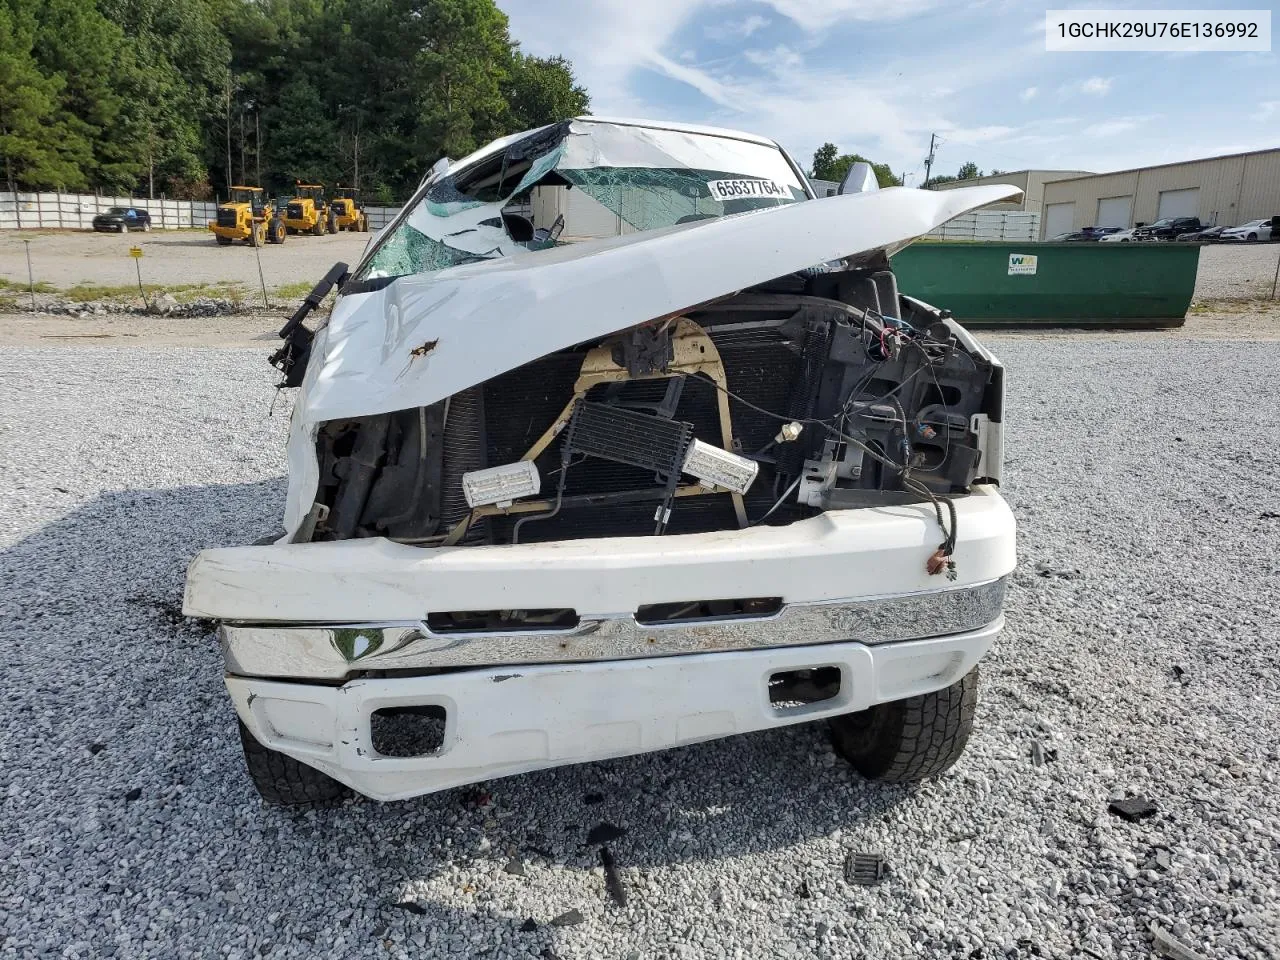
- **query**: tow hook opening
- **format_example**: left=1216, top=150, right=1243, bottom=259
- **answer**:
left=769, top=666, right=842, bottom=713
left=371, top=705, right=447, bottom=757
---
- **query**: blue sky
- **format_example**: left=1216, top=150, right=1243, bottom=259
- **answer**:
left=497, top=0, right=1279, bottom=181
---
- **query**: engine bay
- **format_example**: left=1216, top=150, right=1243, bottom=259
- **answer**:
left=305, top=255, right=1002, bottom=566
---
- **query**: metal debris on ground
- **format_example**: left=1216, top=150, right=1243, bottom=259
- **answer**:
left=1035, top=561, right=1081, bottom=580
left=586, top=822, right=627, bottom=845
left=601, top=847, right=628, bottom=907
left=550, top=908, right=585, bottom=927
left=1149, top=922, right=1210, bottom=960
left=844, top=851, right=887, bottom=885
left=1108, top=795, right=1158, bottom=822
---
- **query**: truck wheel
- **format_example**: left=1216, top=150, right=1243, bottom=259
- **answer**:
left=238, top=720, right=349, bottom=806
left=326, top=211, right=338, bottom=234
left=268, top=218, right=285, bottom=244
left=311, top=217, right=325, bottom=237
left=829, top=666, right=978, bottom=782
left=215, top=235, right=233, bottom=246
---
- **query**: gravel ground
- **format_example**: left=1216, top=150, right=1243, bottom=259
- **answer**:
left=0, top=230, right=368, bottom=291
left=2, top=336, right=1279, bottom=960
left=1192, top=242, right=1280, bottom=300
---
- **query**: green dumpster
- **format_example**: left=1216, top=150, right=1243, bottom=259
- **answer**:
left=889, top=241, right=1202, bottom=328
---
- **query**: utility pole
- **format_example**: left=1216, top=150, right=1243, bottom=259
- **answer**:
left=255, top=109, right=261, bottom=187
left=923, top=133, right=938, bottom=190
left=224, top=70, right=233, bottom=191
left=239, top=106, right=246, bottom=186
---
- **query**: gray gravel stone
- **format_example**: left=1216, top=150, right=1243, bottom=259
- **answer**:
left=1, top=335, right=1278, bottom=959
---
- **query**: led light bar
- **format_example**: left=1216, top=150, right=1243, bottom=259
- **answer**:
left=461, top=460, right=540, bottom=508
left=681, top=439, right=759, bottom=494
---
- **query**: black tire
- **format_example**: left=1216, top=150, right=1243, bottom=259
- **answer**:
left=215, top=234, right=233, bottom=246
left=268, top=218, right=285, bottom=244
left=238, top=720, right=349, bottom=805
left=1247, top=233, right=1258, bottom=242
left=311, top=216, right=325, bottom=237
left=829, top=666, right=979, bottom=782
left=326, top=210, right=338, bottom=234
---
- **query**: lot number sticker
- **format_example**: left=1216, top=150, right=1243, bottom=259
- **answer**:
left=1008, top=253, right=1038, bottom=275
left=707, top=179, right=791, bottom=200
left=129, top=246, right=143, bottom=258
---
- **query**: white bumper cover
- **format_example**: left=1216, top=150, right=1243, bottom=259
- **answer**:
left=185, top=485, right=1014, bottom=623
left=229, top=618, right=1002, bottom=801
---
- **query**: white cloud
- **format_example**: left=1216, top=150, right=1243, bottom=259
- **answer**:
left=743, top=44, right=804, bottom=72
left=941, top=124, right=1019, bottom=144
left=1080, top=76, right=1112, bottom=96
left=706, top=13, right=770, bottom=40
left=1083, top=115, right=1152, bottom=137
left=1254, top=101, right=1280, bottom=121
left=1020, top=86, right=1038, bottom=102
left=757, top=0, right=948, bottom=31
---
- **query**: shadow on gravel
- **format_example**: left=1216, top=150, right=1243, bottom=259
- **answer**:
left=1, top=478, right=923, bottom=957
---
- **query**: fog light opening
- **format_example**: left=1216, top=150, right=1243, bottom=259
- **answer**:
left=371, top=705, right=447, bottom=758
left=769, top=666, right=841, bottom=713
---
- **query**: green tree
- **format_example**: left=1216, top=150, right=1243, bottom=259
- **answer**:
left=503, top=52, right=590, bottom=131
left=0, top=0, right=92, bottom=189
left=956, top=161, right=981, bottom=180
left=809, top=142, right=899, bottom=188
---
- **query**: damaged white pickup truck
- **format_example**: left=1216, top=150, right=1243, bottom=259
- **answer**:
left=184, top=118, right=1018, bottom=804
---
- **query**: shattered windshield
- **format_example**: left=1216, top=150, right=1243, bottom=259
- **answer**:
left=358, top=121, right=809, bottom=281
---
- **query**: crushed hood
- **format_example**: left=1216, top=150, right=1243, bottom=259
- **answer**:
left=303, top=183, right=1019, bottom=423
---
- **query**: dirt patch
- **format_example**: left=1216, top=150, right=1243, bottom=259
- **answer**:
left=0, top=228, right=368, bottom=292
left=0, top=310, right=288, bottom=347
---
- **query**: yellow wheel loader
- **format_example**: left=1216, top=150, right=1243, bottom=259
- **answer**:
left=280, top=183, right=337, bottom=236
left=209, top=187, right=285, bottom=246
left=330, top=185, right=369, bottom=232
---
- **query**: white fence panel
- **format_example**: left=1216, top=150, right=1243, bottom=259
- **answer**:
left=924, top=211, right=1040, bottom=242
left=365, top=205, right=402, bottom=230
left=0, top=191, right=226, bottom=230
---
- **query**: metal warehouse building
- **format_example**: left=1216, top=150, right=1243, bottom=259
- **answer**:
left=928, top=169, right=1091, bottom=212
left=1038, top=147, right=1280, bottom=239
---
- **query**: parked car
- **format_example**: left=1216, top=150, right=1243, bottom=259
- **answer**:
left=1133, top=216, right=1201, bottom=241
left=1081, top=226, right=1123, bottom=238
left=1099, top=228, right=1139, bottom=242
left=91, top=206, right=151, bottom=233
left=1219, top=219, right=1273, bottom=242
left=1176, top=225, right=1228, bottom=242
left=184, top=117, right=1018, bottom=806
left=1050, top=231, right=1093, bottom=241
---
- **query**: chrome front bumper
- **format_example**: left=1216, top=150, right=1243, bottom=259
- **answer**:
left=221, top=577, right=1006, bottom=680
left=229, top=617, right=1003, bottom=801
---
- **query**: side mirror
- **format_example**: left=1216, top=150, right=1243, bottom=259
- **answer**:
left=838, top=162, right=879, bottom=195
